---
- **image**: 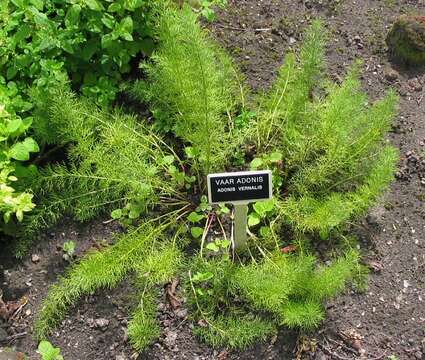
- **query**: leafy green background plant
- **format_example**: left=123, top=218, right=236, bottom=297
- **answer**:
left=0, top=90, right=37, bottom=232
left=0, top=0, right=157, bottom=110
left=0, top=0, right=161, bottom=239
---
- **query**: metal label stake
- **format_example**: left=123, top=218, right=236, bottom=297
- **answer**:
left=233, top=203, right=248, bottom=250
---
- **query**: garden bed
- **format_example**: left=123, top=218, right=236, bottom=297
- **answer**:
left=1, top=0, right=424, bottom=359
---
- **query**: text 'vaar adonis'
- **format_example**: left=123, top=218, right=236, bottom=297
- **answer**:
left=207, top=171, right=272, bottom=204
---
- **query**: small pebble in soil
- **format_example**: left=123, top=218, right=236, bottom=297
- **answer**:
left=385, top=68, right=399, bottom=82
left=408, top=78, right=423, bottom=92
left=164, top=330, right=178, bottom=348
left=94, top=318, right=110, bottom=330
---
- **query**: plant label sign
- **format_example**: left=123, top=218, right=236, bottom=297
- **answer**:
left=207, top=170, right=272, bottom=205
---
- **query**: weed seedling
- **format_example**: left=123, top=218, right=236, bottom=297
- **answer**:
left=62, top=241, right=76, bottom=262
left=38, top=341, right=63, bottom=360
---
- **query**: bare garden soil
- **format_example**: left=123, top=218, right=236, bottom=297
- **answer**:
left=1, top=0, right=425, bottom=359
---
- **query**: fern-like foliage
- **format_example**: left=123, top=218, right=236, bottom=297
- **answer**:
left=184, top=249, right=360, bottom=344
left=194, top=314, right=276, bottom=349
left=20, top=88, right=184, bottom=254
left=233, top=250, right=358, bottom=329
left=231, top=253, right=316, bottom=312
left=129, top=244, right=183, bottom=350
left=129, top=4, right=244, bottom=175
left=252, top=24, right=398, bottom=233
left=128, top=293, right=161, bottom=351
left=35, top=224, right=163, bottom=339
left=254, top=20, right=326, bottom=153
left=279, top=300, right=325, bottom=329
left=35, top=223, right=183, bottom=345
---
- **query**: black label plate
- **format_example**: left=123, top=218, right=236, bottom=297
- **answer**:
left=207, top=170, right=272, bottom=204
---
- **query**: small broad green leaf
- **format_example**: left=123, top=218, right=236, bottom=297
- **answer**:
left=23, top=137, right=39, bottom=153
left=16, top=210, right=24, bottom=222
left=30, top=0, right=44, bottom=10
left=4, top=212, right=11, bottom=224
left=14, top=163, right=38, bottom=178
left=219, top=239, right=231, bottom=249
left=85, top=0, right=103, bottom=11
left=200, top=195, right=208, bottom=204
left=111, top=209, right=122, bottom=219
left=268, top=151, right=283, bottom=163
left=81, top=39, right=99, bottom=61
left=101, top=14, right=115, bottom=29
left=185, top=175, right=196, bottom=183
left=128, top=203, right=143, bottom=219
left=38, top=340, right=62, bottom=360
left=161, top=155, right=175, bottom=165
left=11, top=0, right=25, bottom=8
left=119, top=16, right=133, bottom=34
left=184, top=146, right=197, bottom=159
left=192, top=271, right=214, bottom=282
left=201, top=7, right=215, bottom=22
left=65, top=4, right=81, bottom=28
left=253, top=199, right=274, bottom=217
left=259, top=226, right=271, bottom=238
left=61, top=40, right=74, bottom=54
left=250, top=158, right=263, bottom=169
left=196, top=288, right=205, bottom=296
left=121, top=32, right=133, bottom=42
left=187, top=211, right=205, bottom=223
left=108, top=2, right=121, bottom=12
left=7, top=118, right=23, bottom=134
left=12, top=25, right=31, bottom=46
left=6, top=66, right=18, bottom=80
left=191, top=226, right=204, bottom=238
left=63, top=241, right=76, bottom=255
left=218, top=204, right=230, bottom=214
left=248, top=213, right=261, bottom=227
left=206, top=242, right=220, bottom=252
left=9, top=138, right=39, bottom=161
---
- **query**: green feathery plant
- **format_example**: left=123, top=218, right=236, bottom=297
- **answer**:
left=30, top=2, right=397, bottom=352
left=251, top=22, right=398, bottom=235
left=129, top=5, right=245, bottom=177
left=18, top=87, right=187, bottom=255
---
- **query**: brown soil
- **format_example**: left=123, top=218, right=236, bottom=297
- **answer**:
left=1, top=0, right=425, bottom=359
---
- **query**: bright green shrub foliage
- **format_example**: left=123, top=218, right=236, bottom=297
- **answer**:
left=130, top=5, right=244, bottom=174
left=0, top=0, right=159, bottom=233
left=129, top=244, right=182, bottom=350
left=0, top=90, right=37, bottom=230
left=279, top=300, right=324, bottom=329
left=0, top=0, right=157, bottom=113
